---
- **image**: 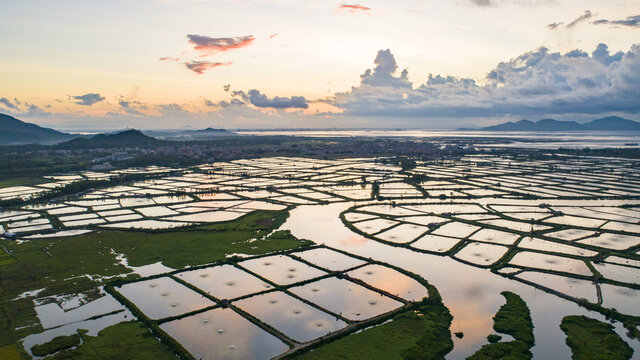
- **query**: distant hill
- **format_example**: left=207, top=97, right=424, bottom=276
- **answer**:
left=194, top=127, right=234, bottom=134
left=468, top=116, right=640, bottom=132
left=57, top=129, right=160, bottom=149
left=583, top=116, right=640, bottom=131
left=146, top=127, right=238, bottom=140
left=0, top=113, right=75, bottom=145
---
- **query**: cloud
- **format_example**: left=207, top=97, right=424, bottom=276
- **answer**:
left=0, top=97, right=19, bottom=110
left=593, top=15, right=640, bottom=28
left=359, top=49, right=411, bottom=88
left=229, top=89, right=308, bottom=109
left=0, top=98, right=50, bottom=116
left=332, top=44, right=640, bottom=119
left=466, top=0, right=548, bottom=7
left=23, top=103, right=50, bottom=117
left=159, top=56, right=180, bottom=62
left=187, top=34, right=255, bottom=56
left=339, top=4, right=371, bottom=13
left=118, top=99, right=147, bottom=116
left=566, top=10, right=594, bottom=28
left=269, top=33, right=278, bottom=39
left=184, top=60, right=232, bottom=74
left=72, top=93, right=105, bottom=106
left=156, top=103, right=192, bottom=117
left=591, top=43, right=623, bottom=66
left=468, top=0, right=494, bottom=6
left=546, top=22, right=563, bottom=30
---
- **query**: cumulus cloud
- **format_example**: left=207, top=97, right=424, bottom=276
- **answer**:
left=231, top=89, right=308, bottom=109
left=333, top=44, right=640, bottom=118
left=73, top=93, right=105, bottom=106
left=187, top=34, right=255, bottom=56
left=184, top=60, right=232, bottom=74
left=339, top=4, right=371, bottom=13
left=360, top=49, right=411, bottom=88
left=593, top=15, right=640, bottom=28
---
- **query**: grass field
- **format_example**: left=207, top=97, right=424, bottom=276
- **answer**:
left=0, top=177, right=51, bottom=189
left=0, top=210, right=312, bottom=353
left=0, top=344, right=22, bottom=360
left=30, top=334, right=80, bottom=357
left=560, top=315, right=633, bottom=360
left=47, top=322, right=177, bottom=359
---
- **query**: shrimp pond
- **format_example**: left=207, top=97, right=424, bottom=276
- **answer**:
left=1, top=155, right=639, bottom=359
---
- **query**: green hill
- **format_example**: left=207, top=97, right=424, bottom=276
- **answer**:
left=0, top=113, right=75, bottom=145
left=57, top=129, right=160, bottom=149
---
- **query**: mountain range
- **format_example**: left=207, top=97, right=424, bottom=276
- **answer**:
left=0, top=113, right=75, bottom=145
left=466, top=116, right=640, bottom=132
left=0, top=113, right=237, bottom=146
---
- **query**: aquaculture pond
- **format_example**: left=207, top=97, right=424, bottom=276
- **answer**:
left=2, top=155, right=640, bottom=359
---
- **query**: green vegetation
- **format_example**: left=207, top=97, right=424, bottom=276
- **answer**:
left=398, top=157, right=417, bottom=171
left=487, top=334, right=502, bottom=343
left=0, top=210, right=311, bottom=350
left=467, top=340, right=532, bottom=360
left=0, top=344, right=22, bottom=360
left=0, top=177, right=50, bottom=189
left=293, top=296, right=453, bottom=360
left=468, top=291, right=534, bottom=360
left=492, top=291, right=534, bottom=347
left=47, top=322, right=177, bottom=359
left=560, top=315, right=633, bottom=360
left=31, top=334, right=80, bottom=356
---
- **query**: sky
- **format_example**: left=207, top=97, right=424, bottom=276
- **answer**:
left=1, top=0, right=639, bottom=130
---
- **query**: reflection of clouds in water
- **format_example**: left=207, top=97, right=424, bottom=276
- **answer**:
left=464, top=284, right=487, bottom=300
left=340, top=234, right=369, bottom=246
left=350, top=265, right=427, bottom=301
left=449, top=298, right=494, bottom=348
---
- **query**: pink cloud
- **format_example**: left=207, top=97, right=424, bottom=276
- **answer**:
left=184, top=61, right=232, bottom=74
left=339, top=4, right=371, bottom=13
left=269, top=33, right=278, bottom=39
left=159, top=56, right=180, bottom=62
left=187, top=34, right=255, bottom=56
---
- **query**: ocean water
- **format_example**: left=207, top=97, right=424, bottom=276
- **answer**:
left=236, top=130, right=640, bottom=149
